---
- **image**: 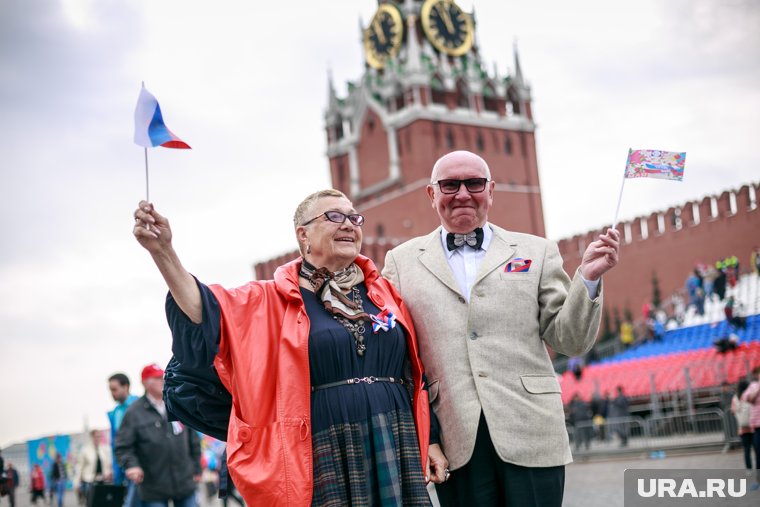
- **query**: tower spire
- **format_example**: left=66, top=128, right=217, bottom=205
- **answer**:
left=513, top=39, right=526, bottom=89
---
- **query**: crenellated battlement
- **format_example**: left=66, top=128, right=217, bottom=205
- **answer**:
left=558, top=183, right=758, bottom=260
left=559, top=182, right=760, bottom=331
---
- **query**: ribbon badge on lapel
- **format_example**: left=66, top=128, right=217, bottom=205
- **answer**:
left=505, top=258, right=532, bottom=273
left=370, top=309, right=397, bottom=334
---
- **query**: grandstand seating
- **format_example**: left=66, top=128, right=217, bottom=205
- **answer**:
left=560, top=273, right=760, bottom=404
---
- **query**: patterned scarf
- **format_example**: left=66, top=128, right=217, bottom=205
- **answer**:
left=299, top=260, right=369, bottom=321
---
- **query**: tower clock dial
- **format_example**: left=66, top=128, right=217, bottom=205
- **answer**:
left=363, top=3, right=404, bottom=70
left=420, top=0, right=473, bottom=57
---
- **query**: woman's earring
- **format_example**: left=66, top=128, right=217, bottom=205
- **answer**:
left=306, top=243, right=311, bottom=254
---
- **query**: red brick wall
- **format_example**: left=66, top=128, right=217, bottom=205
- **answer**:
left=558, top=183, right=760, bottom=323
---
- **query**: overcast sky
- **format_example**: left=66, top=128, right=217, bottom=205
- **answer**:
left=1, top=0, right=758, bottom=448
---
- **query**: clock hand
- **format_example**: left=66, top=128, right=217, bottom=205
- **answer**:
left=435, top=2, right=456, bottom=34
left=373, top=17, right=387, bottom=45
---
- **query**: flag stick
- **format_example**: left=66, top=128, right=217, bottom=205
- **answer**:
left=144, top=147, right=150, bottom=202
left=144, top=147, right=150, bottom=230
left=611, top=175, right=626, bottom=230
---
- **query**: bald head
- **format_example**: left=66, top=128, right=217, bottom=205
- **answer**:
left=431, top=150, right=491, bottom=182
left=427, top=150, right=495, bottom=233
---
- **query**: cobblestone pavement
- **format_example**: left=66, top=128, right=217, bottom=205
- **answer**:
left=8, top=450, right=756, bottom=507
left=564, top=448, right=759, bottom=507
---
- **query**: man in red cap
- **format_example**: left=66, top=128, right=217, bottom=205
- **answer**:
left=115, top=363, right=201, bottom=507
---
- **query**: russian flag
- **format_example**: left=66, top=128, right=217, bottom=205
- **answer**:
left=133, top=85, right=191, bottom=149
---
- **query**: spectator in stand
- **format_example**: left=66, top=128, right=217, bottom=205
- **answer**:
left=674, top=291, right=687, bottom=323
left=685, top=269, right=703, bottom=314
left=714, top=260, right=728, bottom=301
left=641, top=300, right=652, bottom=321
left=30, top=464, right=46, bottom=504
left=620, top=321, right=634, bottom=348
left=740, top=366, right=760, bottom=490
left=732, top=379, right=754, bottom=476
left=645, top=316, right=665, bottom=342
left=752, top=246, right=760, bottom=277
left=714, top=333, right=739, bottom=354
left=725, top=296, right=747, bottom=330
left=702, top=265, right=718, bottom=301
left=726, top=255, right=740, bottom=287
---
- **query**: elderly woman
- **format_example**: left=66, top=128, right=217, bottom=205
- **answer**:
left=133, top=189, right=448, bottom=506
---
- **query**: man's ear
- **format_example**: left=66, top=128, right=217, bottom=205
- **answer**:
left=426, top=185, right=436, bottom=208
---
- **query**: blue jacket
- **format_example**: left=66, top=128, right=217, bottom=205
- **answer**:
left=108, top=394, right=138, bottom=483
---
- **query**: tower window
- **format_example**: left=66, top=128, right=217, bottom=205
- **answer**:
left=504, top=136, right=512, bottom=154
left=446, top=128, right=454, bottom=148
left=476, top=131, right=484, bottom=152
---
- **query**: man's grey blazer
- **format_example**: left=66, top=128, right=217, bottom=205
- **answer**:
left=383, top=224, right=602, bottom=469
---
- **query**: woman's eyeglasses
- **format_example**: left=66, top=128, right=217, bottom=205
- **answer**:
left=301, top=210, right=365, bottom=227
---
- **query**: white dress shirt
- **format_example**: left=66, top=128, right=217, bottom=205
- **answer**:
left=439, top=223, right=599, bottom=301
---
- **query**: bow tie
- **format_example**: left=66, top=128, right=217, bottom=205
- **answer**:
left=446, top=228, right=484, bottom=251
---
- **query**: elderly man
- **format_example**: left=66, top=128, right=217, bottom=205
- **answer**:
left=382, top=150, right=620, bottom=506
left=115, top=364, right=201, bottom=507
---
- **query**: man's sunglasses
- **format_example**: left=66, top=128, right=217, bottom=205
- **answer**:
left=432, top=178, right=490, bottom=194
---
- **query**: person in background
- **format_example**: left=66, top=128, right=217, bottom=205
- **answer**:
left=751, top=246, right=760, bottom=277
left=74, top=430, right=112, bottom=503
left=741, top=366, right=760, bottom=491
left=30, top=464, right=46, bottom=504
left=607, top=386, right=630, bottom=447
left=4, top=463, right=19, bottom=507
left=107, top=372, right=139, bottom=507
left=115, top=364, right=202, bottom=507
left=568, top=395, right=593, bottom=451
left=50, top=454, right=67, bottom=507
left=732, top=379, right=754, bottom=476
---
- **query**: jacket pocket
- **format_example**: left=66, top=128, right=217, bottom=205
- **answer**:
left=520, top=374, right=561, bottom=394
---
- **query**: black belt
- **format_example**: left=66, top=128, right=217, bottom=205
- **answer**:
left=311, top=376, right=404, bottom=392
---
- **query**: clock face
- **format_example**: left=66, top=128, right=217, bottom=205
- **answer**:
left=363, top=4, right=404, bottom=70
left=420, top=0, right=473, bottom=57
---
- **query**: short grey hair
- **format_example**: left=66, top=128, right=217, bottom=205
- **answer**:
left=293, top=189, right=349, bottom=228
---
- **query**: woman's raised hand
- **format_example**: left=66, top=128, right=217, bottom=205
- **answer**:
left=133, top=200, right=172, bottom=254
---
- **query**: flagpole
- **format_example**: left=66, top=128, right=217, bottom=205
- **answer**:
left=611, top=175, right=626, bottom=230
left=144, top=147, right=150, bottom=202
left=612, top=149, right=632, bottom=229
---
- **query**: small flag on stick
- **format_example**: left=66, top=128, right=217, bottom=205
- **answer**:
left=613, top=148, right=686, bottom=228
left=133, top=83, right=190, bottom=202
left=624, top=149, right=685, bottom=181
left=134, top=85, right=191, bottom=149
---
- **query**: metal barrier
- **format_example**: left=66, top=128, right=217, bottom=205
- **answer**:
left=568, top=409, right=728, bottom=456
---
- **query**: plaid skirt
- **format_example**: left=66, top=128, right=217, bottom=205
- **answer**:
left=311, top=409, right=432, bottom=507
